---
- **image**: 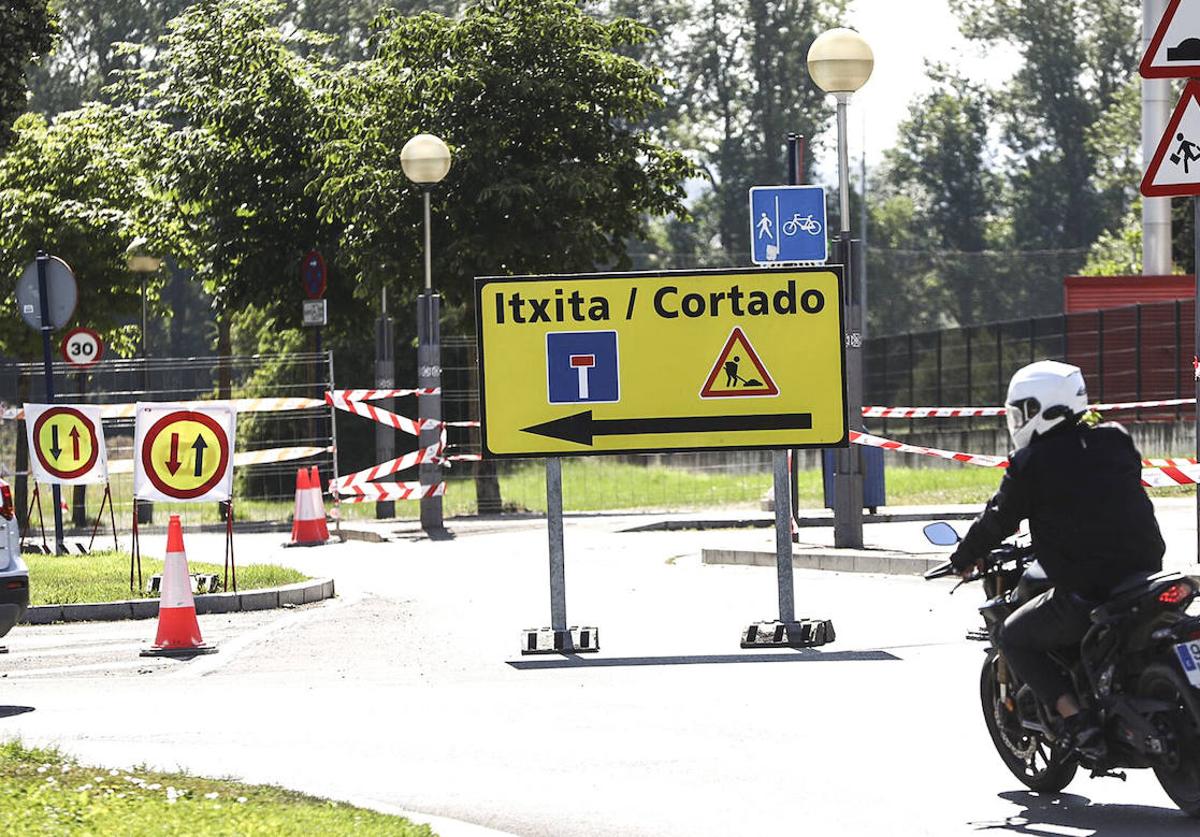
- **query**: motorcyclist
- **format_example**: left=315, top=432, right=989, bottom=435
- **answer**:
left=949, top=360, right=1165, bottom=756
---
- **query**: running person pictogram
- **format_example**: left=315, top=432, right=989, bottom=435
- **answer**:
left=1171, top=133, right=1200, bottom=173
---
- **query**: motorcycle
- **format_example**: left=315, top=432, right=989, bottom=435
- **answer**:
left=923, top=521, right=1200, bottom=816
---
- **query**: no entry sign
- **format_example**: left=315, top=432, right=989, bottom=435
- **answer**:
left=24, top=404, right=108, bottom=484
left=133, top=404, right=236, bottom=502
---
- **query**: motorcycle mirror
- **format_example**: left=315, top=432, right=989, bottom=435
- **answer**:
left=923, top=522, right=960, bottom=546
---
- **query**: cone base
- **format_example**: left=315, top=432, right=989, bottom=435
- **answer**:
left=140, top=644, right=218, bottom=657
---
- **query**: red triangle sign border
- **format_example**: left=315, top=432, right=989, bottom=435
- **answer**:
left=1141, top=0, right=1194, bottom=79
left=699, top=326, right=780, bottom=399
left=1141, top=79, right=1200, bottom=198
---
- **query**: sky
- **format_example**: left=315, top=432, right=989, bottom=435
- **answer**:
left=837, top=0, right=1022, bottom=169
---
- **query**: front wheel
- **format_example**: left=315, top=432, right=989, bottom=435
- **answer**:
left=980, top=651, right=1077, bottom=792
left=1139, top=663, right=1200, bottom=817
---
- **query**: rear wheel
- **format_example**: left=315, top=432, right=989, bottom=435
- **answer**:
left=1139, top=663, right=1200, bottom=817
left=980, top=652, right=1077, bottom=792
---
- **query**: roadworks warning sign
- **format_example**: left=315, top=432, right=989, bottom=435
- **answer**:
left=475, top=266, right=848, bottom=457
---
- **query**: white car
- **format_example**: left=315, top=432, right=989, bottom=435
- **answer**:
left=0, top=479, right=28, bottom=638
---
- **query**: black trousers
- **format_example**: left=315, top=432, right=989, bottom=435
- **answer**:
left=997, top=587, right=1094, bottom=709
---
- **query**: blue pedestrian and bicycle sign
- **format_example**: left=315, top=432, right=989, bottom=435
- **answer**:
left=748, top=185, right=828, bottom=265
left=546, top=330, right=620, bottom=404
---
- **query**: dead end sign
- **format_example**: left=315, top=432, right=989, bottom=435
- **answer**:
left=134, top=405, right=236, bottom=502
left=475, top=266, right=847, bottom=457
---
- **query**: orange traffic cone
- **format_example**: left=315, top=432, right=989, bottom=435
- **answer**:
left=290, top=466, right=327, bottom=546
left=309, top=466, right=330, bottom=541
left=141, top=515, right=216, bottom=657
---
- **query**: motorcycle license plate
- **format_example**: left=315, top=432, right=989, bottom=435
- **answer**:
left=1175, top=641, right=1200, bottom=689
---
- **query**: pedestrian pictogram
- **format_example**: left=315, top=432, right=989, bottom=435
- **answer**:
left=700, top=327, right=779, bottom=398
left=1141, top=0, right=1200, bottom=79
left=25, top=404, right=107, bottom=484
left=134, top=405, right=236, bottom=502
left=546, top=331, right=620, bottom=404
left=1142, top=81, right=1200, bottom=197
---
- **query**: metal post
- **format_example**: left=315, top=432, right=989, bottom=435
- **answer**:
left=1176, top=299, right=1183, bottom=423
left=1136, top=304, right=1143, bottom=421
left=1098, top=309, right=1106, bottom=403
left=327, top=350, right=341, bottom=538
left=418, top=291, right=443, bottom=532
left=418, top=187, right=444, bottom=533
left=772, top=450, right=794, bottom=622
left=545, top=457, right=569, bottom=639
left=35, top=252, right=65, bottom=554
left=833, top=93, right=863, bottom=550
left=139, top=270, right=152, bottom=526
left=1193, top=196, right=1199, bottom=558
left=375, top=287, right=395, bottom=519
left=1144, top=0, right=1173, bottom=275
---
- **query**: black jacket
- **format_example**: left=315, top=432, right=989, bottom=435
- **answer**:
left=950, top=421, right=1164, bottom=600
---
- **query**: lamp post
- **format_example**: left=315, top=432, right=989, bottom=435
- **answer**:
left=127, top=251, right=163, bottom=526
left=808, top=27, right=874, bottom=549
left=401, top=133, right=452, bottom=534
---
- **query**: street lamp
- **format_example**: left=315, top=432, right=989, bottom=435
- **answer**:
left=401, top=133, right=452, bottom=533
left=127, top=247, right=163, bottom=526
left=808, top=28, right=873, bottom=550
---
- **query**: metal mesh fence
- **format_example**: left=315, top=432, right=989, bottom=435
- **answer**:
left=0, top=353, right=334, bottom=536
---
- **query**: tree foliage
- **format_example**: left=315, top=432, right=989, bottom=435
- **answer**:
left=0, top=0, right=55, bottom=151
left=318, top=0, right=694, bottom=325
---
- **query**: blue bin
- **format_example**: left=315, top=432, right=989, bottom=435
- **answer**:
left=822, top=447, right=886, bottom=512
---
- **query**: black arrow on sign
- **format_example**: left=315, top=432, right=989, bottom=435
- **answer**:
left=49, top=425, right=62, bottom=459
left=521, top=410, right=814, bottom=447
left=192, top=435, right=208, bottom=477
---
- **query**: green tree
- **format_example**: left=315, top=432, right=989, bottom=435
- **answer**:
left=881, top=67, right=997, bottom=327
left=318, top=0, right=693, bottom=322
left=952, top=0, right=1138, bottom=250
left=114, top=0, right=337, bottom=380
left=0, top=104, right=177, bottom=359
left=0, top=0, right=55, bottom=150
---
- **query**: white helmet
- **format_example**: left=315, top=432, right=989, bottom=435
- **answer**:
left=1005, top=360, right=1088, bottom=450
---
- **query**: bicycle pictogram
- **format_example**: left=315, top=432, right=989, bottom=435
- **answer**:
left=781, top=213, right=822, bottom=237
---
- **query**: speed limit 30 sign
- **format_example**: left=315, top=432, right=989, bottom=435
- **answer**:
left=60, top=327, right=104, bottom=368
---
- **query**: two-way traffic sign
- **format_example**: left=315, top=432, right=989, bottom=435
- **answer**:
left=24, top=404, right=108, bottom=485
left=133, top=404, right=236, bottom=502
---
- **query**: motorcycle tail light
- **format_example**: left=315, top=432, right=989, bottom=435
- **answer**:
left=0, top=482, right=11, bottom=520
left=1159, top=581, right=1195, bottom=605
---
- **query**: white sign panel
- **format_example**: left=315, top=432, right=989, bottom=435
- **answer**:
left=24, top=404, right=108, bottom=485
left=133, top=403, right=236, bottom=502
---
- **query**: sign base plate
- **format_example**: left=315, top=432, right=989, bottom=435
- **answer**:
left=740, top=619, right=835, bottom=648
left=521, top=626, right=600, bottom=655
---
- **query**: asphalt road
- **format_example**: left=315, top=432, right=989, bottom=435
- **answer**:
left=2, top=504, right=1199, bottom=836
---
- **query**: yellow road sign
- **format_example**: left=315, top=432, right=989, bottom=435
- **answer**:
left=139, top=410, right=232, bottom=500
left=475, top=267, right=847, bottom=457
left=30, top=406, right=101, bottom=482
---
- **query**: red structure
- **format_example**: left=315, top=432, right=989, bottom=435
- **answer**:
left=1062, top=276, right=1194, bottom=421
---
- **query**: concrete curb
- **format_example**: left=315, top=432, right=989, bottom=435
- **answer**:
left=702, top=548, right=945, bottom=577
left=627, top=510, right=981, bottom=533
left=20, top=578, right=336, bottom=625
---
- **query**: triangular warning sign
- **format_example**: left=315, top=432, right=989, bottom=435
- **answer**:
left=700, top=327, right=779, bottom=398
left=1142, top=80, right=1200, bottom=198
left=1141, top=0, right=1200, bottom=79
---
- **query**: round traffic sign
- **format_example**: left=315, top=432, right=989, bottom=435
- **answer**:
left=32, top=407, right=100, bottom=481
left=60, top=327, right=104, bottom=368
left=16, top=256, right=78, bottom=330
left=140, top=411, right=231, bottom=500
left=301, top=250, right=327, bottom=300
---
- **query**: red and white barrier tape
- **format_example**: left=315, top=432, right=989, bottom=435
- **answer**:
left=863, top=397, right=1199, bottom=419
left=325, top=392, right=439, bottom=435
left=852, top=430, right=1200, bottom=487
left=331, top=388, right=439, bottom=401
left=850, top=431, right=1009, bottom=467
left=336, top=481, right=446, bottom=502
left=331, top=441, right=445, bottom=491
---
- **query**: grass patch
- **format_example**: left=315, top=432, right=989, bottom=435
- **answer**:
left=0, top=740, right=433, bottom=836
left=25, top=551, right=308, bottom=606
